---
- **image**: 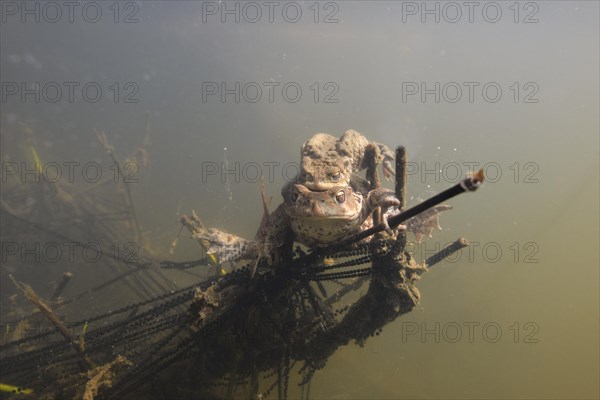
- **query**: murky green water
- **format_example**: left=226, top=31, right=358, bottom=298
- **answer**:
left=1, top=1, right=598, bottom=398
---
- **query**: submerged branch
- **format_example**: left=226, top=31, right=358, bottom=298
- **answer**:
left=9, top=274, right=95, bottom=370
left=425, top=237, right=470, bottom=269
left=317, top=168, right=484, bottom=255
left=94, top=128, right=143, bottom=246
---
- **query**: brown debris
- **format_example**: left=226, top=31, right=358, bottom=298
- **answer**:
left=190, top=284, right=221, bottom=324
left=81, top=355, right=132, bottom=400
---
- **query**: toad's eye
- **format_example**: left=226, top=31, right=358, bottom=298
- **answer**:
left=330, top=171, right=341, bottom=182
left=335, top=190, right=346, bottom=204
left=291, top=190, right=299, bottom=202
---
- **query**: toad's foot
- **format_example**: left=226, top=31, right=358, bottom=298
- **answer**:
left=193, top=228, right=259, bottom=264
left=381, top=214, right=406, bottom=236
left=375, top=142, right=396, bottom=180
left=406, top=205, right=453, bottom=242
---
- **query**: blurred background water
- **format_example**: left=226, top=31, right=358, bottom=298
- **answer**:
left=1, top=1, right=598, bottom=398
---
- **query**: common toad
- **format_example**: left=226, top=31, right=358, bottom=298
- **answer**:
left=284, top=129, right=395, bottom=195
left=285, top=184, right=400, bottom=247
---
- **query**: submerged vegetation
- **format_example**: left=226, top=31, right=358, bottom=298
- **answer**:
left=0, top=122, right=483, bottom=399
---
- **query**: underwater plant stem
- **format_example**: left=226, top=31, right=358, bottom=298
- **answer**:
left=425, top=237, right=469, bottom=268
left=50, top=272, right=74, bottom=302
left=394, top=146, right=408, bottom=247
left=344, top=169, right=484, bottom=246
left=9, top=274, right=94, bottom=370
left=395, top=146, right=407, bottom=210
left=94, top=129, right=144, bottom=246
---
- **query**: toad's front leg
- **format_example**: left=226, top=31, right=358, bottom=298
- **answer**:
left=364, top=188, right=403, bottom=235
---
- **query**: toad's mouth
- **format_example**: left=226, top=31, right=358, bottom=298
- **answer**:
left=302, top=182, right=340, bottom=192
left=289, top=214, right=360, bottom=221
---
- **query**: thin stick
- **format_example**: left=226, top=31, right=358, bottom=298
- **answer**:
left=425, top=237, right=469, bottom=268
left=50, top=272, right=74, bottom=302
left=95, top=129, right=143, bottom=246
left=394, top=146, right=408, bottom=247
left=366, top=145, right=381, bottom=224
left=324, top=276, right=369, bottom=306
left=9, top=274, right=94, bottom=370
left=341, top=169, right=484, bottom=246
left=395, top=146, right=407, bottom=210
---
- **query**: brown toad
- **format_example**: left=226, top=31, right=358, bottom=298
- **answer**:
left=191, top=184, right=451, bottom=264
left=284, top=129, right=396, bottom=195
left=285, top=184, right=400, bottom=247
left=191, top=183, right=401, bottom=264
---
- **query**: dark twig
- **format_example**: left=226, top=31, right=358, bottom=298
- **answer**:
left=395, top=146, right=407, bottom=210
left=160, top=258, right=211, bottom=270
left=95, top=129, right=144, bottom=246
left=329, top=169, right=485, bottom=249
left=425, top=237, right=469, bottom=269
left=50, top=272, right=74, bottom=302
